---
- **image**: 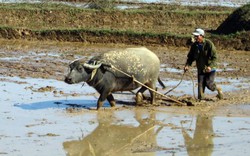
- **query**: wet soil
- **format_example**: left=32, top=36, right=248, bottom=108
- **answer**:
left=0, top=2, right=250, bottom=156
left=0, top=39, right=250, bottom=155
left=0, top=39, right=249, bottom=108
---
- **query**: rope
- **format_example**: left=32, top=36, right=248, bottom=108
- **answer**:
left=164, top=72, right=185, bottom=95
left=187, top=70, right=197, bottom=100
left=163, top=70, right=197, bottom=100
left=109, top=65, right=186, bottom=106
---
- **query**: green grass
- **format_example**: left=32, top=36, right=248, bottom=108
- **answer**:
left=0, top=24, right=244, bottom=39
left=28, top=27, right=190, bottom=39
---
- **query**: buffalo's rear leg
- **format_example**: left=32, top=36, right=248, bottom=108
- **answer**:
left=136, top=83, right=156, bottom=105
left=148, top=83, right=156, bottom=104
left=136, top=86, right=147, bottom=105
left=107, top=94, right=116, bottom=107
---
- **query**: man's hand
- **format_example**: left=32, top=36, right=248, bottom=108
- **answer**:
left=184, top=66, right=189, bottom=72
left=205, top=66, right=212, bottom=73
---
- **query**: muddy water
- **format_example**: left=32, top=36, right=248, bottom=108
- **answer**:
left=1, top=75, right=250, bottom=156
left=0, top=39, right=249, bottom=155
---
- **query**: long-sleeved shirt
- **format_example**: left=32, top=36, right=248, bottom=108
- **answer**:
left=185, top=38, right=218, bottom=74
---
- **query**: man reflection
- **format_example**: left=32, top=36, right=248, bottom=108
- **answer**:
left=182, top=114, right=214, bottom=156
left=63, top=110, right=160, bottom=156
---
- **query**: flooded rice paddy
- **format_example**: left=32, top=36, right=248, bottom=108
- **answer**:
left=1, top=72, right=250, bottom=155
left=0, top=40, right=250, bottom=155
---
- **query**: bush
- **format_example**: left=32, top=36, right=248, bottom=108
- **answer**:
left=216, top=3, right=250, bottom=34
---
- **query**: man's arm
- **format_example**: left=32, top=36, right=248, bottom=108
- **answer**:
left=208, top=41, right=217, bottom=69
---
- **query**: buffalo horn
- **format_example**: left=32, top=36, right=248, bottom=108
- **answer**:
left=83, top=63, right=102, bottom=69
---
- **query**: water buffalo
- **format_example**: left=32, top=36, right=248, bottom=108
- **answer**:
left=65, top=47, right=165, bottom=109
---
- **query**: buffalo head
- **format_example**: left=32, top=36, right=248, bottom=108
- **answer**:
left=64, top=59, right=102, bottom=84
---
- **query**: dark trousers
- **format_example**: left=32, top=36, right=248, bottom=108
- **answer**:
left=198, top=71, right=217, bottom=100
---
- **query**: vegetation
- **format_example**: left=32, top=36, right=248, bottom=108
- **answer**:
left=0, top=2, right=249, bottom=50
left=216, top=3, right=250, bottom=34
left=33, top=27, right=182, bottom=38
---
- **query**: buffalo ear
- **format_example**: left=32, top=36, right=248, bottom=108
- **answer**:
left=100, top=64, right=109, bottom=72
left=69, top=61, right=80, bottom=69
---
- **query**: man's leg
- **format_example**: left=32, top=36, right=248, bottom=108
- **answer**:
left=198, top=74, right=206, bottom=100
left=216, top=85, right=223, bottom=99
left=205, top=71, right=223, bottom=99
left=205, top=71, right=216, bottom=91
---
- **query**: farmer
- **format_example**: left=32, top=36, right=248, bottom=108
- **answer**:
left=184, top=28, right=223, bottom=100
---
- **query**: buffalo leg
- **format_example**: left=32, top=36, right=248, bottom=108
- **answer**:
left=149, top=91, right=156, bottom=104
left=137, top=86, right=147, bottom=94
left=136, top=86, right=147, bottom=105
left=97, top=99, right=104, bottom=110
left=107, top=94, right=116, bottom=107
left=148, top=83, right=156, bottom=104
left=97, top=91, right=110, bottom=110
left=136, top=92, right=143, bottom=105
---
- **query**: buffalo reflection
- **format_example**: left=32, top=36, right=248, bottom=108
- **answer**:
left=63, top=110, right=161, bottom=156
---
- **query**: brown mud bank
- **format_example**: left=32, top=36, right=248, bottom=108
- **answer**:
left=0, top=3, right=249, bottom=51
left=1, top=28, right=250, bottom=51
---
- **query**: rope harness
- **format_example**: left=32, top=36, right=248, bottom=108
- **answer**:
left=187, top=70, right=197, bottom=100
left=164, top=70, right=197, bottom=100
left=106, top=64, right=187, bottom=106
left=164, top=72, right=186, bottom=95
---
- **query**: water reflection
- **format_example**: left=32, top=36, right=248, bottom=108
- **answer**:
left=63, top=112, right=217, bottom=156
left=63, top=110, right=160, bottom=156
left=182, top=114, right=214, bottom=156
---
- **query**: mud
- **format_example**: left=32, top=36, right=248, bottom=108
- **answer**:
left=0, top=39, right=250, bottom=155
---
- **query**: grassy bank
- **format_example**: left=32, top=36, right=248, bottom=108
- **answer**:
left=0, top=3, right=231, bottom=33
left=0, top=3, right=249, bottom=50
